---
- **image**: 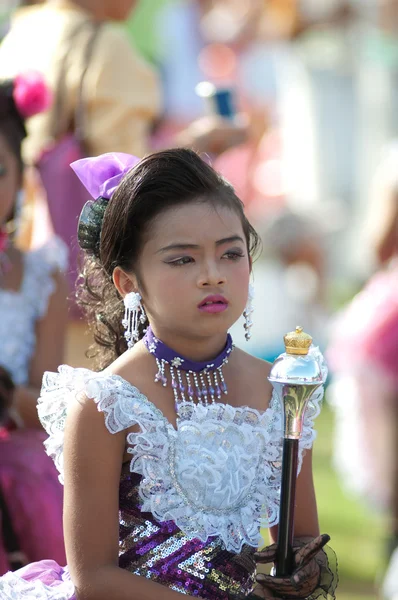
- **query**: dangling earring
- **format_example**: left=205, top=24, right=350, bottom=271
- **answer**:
left=243, top=283, right=254, bottom=341
left=122, top=292, right=147, bottom=349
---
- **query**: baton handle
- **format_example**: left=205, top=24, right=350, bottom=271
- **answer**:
left=275, top=438, right=299, bottom=576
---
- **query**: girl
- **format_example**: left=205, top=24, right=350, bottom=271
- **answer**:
left=0, top=73, right=68, bottom=573
left=327, top=141, right=398, bottom=598
left=0, top=148, right=336, bottom=598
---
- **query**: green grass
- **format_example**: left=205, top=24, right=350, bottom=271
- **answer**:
left=313, top=401, right=386, bottom=598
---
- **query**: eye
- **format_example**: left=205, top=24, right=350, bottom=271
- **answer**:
left=166, top=256, right=195, bottom=267
left=0, top=163, right=7, bottom=177
left=222, top=250, right=245, bottom=260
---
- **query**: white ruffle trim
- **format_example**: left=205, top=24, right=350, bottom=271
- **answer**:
left=37, top=364, right=323, bottom=552
left=25, top=236, right=68, bottom=318
left=37, top=365, right=160, bottom=483
left=0, top=570, right=74, bottom=600
left=0, top=236, right=69, bottom=386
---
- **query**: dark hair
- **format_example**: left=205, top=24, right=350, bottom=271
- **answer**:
left=0, top=80, right=26, bottom=172
left=77, top=148, right=261, bottom=370
left=0, top=366, right=15, bottom=425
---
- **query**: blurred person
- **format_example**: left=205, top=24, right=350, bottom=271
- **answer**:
left=326, top=142, right=398, bottom=592
left=0, top=0, right=160, bottom=160
left=155, top=1, right=273, bottom=143
left=210, top=0, right=361, bottom=213
left=0, top=0, right=249, bottom=166
left=0, top=1, right=247, bottom=329
left=149, top=0, right=253, bottom=157
left=230, top=207, right=330, bottom=361
left=296, top=1, right=398, bottom=273
left=292, top=0, right=361, bottom=210
left=0, top=0, right=161, bottom=319
left=207, top=2, right=362, bottom=217
left=0, top=73, right=68, bottom=574
left=355, top=0, right=398, bottom=239
left=155, top=0, right=319, bottom=217
left=0, top=0, right=161, bottom=367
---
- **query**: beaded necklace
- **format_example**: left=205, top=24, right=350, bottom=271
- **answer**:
left=143, top=326, right=233, bottom=408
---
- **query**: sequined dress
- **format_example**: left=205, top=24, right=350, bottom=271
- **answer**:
left=0, top=355, right=324, bottom=599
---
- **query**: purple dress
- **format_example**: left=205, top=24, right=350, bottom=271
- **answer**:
left=0, top=363, right=323, bottom=599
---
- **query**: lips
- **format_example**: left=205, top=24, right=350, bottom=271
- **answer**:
left=198, top=295, right=229, bottom=314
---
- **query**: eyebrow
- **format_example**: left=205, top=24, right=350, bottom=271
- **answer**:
left=157, top=235, right=245, bottom=254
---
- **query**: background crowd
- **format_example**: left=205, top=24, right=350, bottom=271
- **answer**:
left=0, top=1, right=397, bottom=598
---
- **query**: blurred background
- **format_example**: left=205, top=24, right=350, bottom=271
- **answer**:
left=1, top=0, right=398, bottom=598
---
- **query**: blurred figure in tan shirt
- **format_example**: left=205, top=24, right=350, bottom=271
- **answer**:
left=0, top=0, right=161, bottom=368
left=0, top=1, right=248, bottom=368
left=0, top=0, right=161, bottom=161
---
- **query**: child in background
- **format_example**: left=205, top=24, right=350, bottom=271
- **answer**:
left=327, top=142, right=398, bottom=599
left=0, top=73, right=68, bottom=573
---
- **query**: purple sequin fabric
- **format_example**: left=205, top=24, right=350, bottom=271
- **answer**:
left=118, top=467, right=256, bottom=599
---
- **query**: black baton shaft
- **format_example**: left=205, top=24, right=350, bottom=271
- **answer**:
left=275, top=438, right=299, bottom=576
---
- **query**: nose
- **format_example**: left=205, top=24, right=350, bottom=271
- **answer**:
left=197, top=260, right=226, bottom=287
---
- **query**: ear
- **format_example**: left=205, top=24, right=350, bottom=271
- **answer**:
left=112, top=267, right=138, bottom=298
left=249, top=255, right=253, bottom=273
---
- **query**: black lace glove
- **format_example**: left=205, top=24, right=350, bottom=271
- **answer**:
left=254, top=534, right=338, bottom=599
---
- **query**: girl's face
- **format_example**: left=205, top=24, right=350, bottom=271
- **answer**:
left=136, top=202, right=251, bottom=342
left=0, top=133, right=19, bottom=228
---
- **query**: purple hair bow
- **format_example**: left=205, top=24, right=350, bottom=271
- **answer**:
left=70, top=152, right=141, bottom=200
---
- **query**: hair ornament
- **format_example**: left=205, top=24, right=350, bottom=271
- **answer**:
left=13, top=71, right=52, bottom=119
left=76, top=197, right=108, bottom=258
left=71, top=153, right=141, bottom=257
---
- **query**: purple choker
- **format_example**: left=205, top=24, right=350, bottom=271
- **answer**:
left=143, top=326, right=234, bottom=406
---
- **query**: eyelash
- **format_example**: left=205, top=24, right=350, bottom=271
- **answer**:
left=167, top=251, right=245, bottom=267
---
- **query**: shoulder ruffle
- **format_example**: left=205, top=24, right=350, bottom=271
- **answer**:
left=28, top=236, right=69, bottom=273
left=0, top=562, right=74, bottom=600
left=37, top=365, right=164, bottom=483
left=23, top=237, right=69, bottom=318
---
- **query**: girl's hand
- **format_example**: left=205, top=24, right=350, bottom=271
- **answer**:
left=254, top=534, right=330, bottom=598
left=233, top=588, right=275, bottom=599
left=176, top=115, right=248, bottom=155
left=251, top=588, right=276, bottom=599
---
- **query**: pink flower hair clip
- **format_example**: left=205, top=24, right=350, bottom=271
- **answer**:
left=13, top=71, right=52, bottom=119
